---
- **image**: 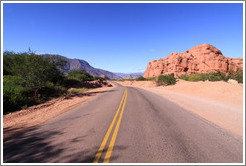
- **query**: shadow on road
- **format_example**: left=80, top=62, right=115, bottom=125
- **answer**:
left=3, top=127, right=64, bottom=163
left=4, top=126, right=127, bottom=163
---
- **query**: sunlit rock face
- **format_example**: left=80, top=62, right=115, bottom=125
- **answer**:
left=143, top=44, right=243, bottom=78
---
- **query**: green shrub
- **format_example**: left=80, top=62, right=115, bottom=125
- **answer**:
left=40, top=81, right=66, bottom=99
left=93, top=76, right=106, bottom=81
left=235, top=71, right=243, bottom=83
left=156, top=73, right=176, bottom=86
left=187, top=74, right=202, bottom=82
left=178, top=74, right=189, bottom=81
left=3, top=51, right=67, bottom=113
left=65, top=70, right=94, bottom=87
left=136, top=76, right=146, bottom=81
left=227, top=69, right=243, bottom=83
left=67, top=70, right=94, bottom=82
left=3, top=51, right=66, bottom=99
left=69, top=88, right=88, bottom=94
left=199, top=73, right=209, bottom=81
left=208, top=70, right=228, bottom=82
left=179, top=71, right=229, bottom=82
left=64, top=78, right=81, bottom=86
left=208, top=73, right=221, bottom=81
left=3, top=75, right=28, bottom=114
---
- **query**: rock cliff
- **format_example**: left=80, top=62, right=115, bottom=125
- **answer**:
left=143, top=44, right=243, bottom=78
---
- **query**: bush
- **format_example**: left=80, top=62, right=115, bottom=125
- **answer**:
left=93, top=76, right=106, bottom=81
left=199, top=73, right=209, bottom=81
left=178, top=74, right=189, bottom=81
left=156, top=73, right=176, bottom=86
left=208, top=70, right=228, bottom=82
left=3, top=75, right=28, bottom=114
left=3, top=51, right=66, bottom=99
left=136, top=76, right=146, bottom=81
left=228, top=69, right=243, bottom=83
left=64, top=78, right=81, bottom=87
left=179, top=71, right=229, bottom=82
left=40, top=81, right=66, bottom=99
left=235, top=71, right=243, bottom=83
left=207, top=73, right=222, bottom=81
left=180, top=73, right=209, bottom=82
left=67, top=70, right=94, bottom=82
left=3, top=51, right=67, bottom=113
left=69, top=88, right=88, bottom=94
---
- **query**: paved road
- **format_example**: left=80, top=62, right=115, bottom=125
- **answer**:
left=3, top=83, right=243, bottom=163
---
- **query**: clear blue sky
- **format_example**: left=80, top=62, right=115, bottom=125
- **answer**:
left=3, top=3, right=243, bottom=73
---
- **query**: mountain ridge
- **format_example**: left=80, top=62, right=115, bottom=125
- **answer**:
left=40, top=54, right=122, bottom=79
left=114, top=72, right=143, bottom=79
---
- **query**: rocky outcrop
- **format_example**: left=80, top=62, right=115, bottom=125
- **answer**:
left=143, top=44, right=243, bottom=78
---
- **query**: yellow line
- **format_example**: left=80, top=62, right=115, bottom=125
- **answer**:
left=92, top=88, right=127, bottom=163
left=103, top=88, right=128, bottom=163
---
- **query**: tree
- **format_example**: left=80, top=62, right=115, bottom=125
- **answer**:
left=3, top=75, right=27, bottom=114
left=3, top=51, right=67, bottom=99
left=67, top=70, right=94, bottom=82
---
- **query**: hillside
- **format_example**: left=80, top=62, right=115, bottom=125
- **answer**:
left=41, top=54, right=121, bottom=79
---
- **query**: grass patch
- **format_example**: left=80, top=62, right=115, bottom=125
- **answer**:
left=178, top=69, right=243, bottom=83
left=68, top=88, right=88, bottom=94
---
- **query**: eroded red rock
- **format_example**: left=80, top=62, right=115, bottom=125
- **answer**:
left=143, top=44, right=243, bottom=78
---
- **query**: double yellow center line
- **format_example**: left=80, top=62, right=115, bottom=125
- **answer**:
left=93, top=88, right=128, bottom=163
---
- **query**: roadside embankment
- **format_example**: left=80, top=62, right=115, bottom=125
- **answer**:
left=117, top=80, right=243, bottom=140
left=3, top=81, right=115, bottom=139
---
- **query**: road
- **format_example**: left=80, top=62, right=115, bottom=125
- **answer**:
left=3, top=83, right=243, bottom=163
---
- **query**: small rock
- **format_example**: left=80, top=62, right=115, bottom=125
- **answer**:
left=227, top=79, right=238, bottom=84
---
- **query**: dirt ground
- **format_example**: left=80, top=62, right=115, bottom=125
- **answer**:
left=117, top=80, right=244, bottom=140
left=116, top=80, right=157, bottom=87
left=3, top=83, right=115, bottom=139
left=3, top=79, right=244, bottom=141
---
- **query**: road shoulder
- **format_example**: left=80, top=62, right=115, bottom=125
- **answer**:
left=137, top=86, right=243, bottom=141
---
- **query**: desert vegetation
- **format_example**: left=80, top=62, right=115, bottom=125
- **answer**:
left=3, top=51, right=106, bottom=114
left=178, top=69, right=243, bottom=83
left=114, top=69, right=243, bottom=87
left=156, top=73, right=177, bottom=86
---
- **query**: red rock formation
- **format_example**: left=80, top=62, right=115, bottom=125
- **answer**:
left=143, top=44, right=243, bottom=78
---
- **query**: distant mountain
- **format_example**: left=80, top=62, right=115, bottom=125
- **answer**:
left=114, top=72, right=143, bottom=79
left=40, top=54, right=122, bottom=79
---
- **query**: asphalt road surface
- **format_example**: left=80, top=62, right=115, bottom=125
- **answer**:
left=3, top=82, right=243, bottom=163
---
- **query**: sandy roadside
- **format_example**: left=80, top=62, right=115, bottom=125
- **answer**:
left=117, top=80, right=244, bottom=141
left=3, top=85, right=115, bottom=139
